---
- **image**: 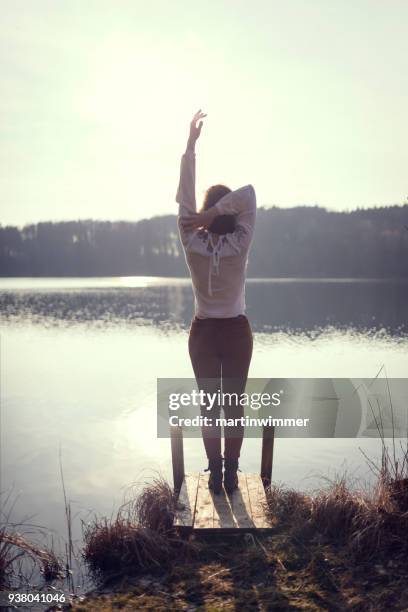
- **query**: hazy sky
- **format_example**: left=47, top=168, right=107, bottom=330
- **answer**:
left=1, top=0, right=407, bottom=226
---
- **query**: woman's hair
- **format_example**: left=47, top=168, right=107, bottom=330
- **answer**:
left=201, top=184, right=236, bottom=235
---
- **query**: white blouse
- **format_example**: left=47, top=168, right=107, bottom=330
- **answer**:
left=176, top=150, right=256, bottom=318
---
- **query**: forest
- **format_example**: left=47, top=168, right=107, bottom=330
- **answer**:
left=0, top=205, right=407, bottom=277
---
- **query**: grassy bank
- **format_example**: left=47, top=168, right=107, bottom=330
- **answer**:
left=70, top=535, right=407, bottom=611
left=68, top=470, right=408, bottom=611
left=1, top=476, right=407, bottom=610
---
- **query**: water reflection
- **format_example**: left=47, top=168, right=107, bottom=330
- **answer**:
left=0, top=278, right=407, bottom=336
left=0, top=277, right=407, bottom=572
left=247, top=280, right=408, bottom=335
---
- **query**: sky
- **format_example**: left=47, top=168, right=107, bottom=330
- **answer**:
left=1, top=0, right=407, bottom=227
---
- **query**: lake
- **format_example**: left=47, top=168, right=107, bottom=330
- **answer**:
left=1, top=277, right=407, bottom=553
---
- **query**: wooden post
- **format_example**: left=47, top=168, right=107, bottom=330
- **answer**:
left=260, top=425, right=275, bottom=488
left=170, top=425, right=185, bottom=493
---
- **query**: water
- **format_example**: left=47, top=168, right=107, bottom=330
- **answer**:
left=1, top=277, right=407, bottom=550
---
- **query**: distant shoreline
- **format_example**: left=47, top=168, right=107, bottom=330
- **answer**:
left=1, top=275, right=407, bottom=282
left=1, top=207, right=407, bottom=278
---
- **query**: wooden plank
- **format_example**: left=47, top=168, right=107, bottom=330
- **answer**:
left=175, top=472, right=273, bottom=532
left=212, top=489, right=235, bottom=529
left=170, top=425, right=185, bottom=493
left=193, top=473, right=214, bottom=529
left=246, top=473, right=270, bottom=529
left=229, top=473, right=255, bottom=529
left=174, top=473, right=200, bottom=528
left=261, top=425, right=275, bottom=486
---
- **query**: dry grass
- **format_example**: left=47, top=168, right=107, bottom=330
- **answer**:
left=0, top=529, right=64, bottom=588
left=266, top=377, right=408, bottom=564
left=265, top=448, right=408, bottom=562
left=83, top=520, right=173, bottom=577
left=311, top=477, right=370, bottom=544
left=134, top=477, right=177, bottom=533
left=0, top=487, right=64, bottom=589
left=265, top=483, right=311, bottom=526
left=73, top=517, right=408, bottom=611
left=82, top=477, right=194, bottom=581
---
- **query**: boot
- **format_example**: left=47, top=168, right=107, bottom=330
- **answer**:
left=224, top=458, right=239, bottom=494
left=207, top=457, right=223, bottom=494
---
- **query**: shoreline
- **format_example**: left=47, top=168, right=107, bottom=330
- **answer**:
left=2, top=464, right=407, bottom=611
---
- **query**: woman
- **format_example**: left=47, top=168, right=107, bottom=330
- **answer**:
left=176, top=110, right=256, bottom=494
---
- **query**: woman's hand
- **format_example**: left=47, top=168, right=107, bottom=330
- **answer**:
left=180, top=207, right=217, bottom=232
left=187, top=109, right=207, bottom=149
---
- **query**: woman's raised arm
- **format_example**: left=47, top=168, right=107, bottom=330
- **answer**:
left=176, top=111, right=207, bottom=216
left=186, top=109, right=206, bottom=154
left=176, top=111, right=206, bottom=244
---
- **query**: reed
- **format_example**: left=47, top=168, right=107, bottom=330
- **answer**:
left=0, top=516, right=64, bottom=588
left=266, top=455, right=408, bottom=561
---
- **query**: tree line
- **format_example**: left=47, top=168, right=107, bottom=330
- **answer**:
left=0, top=205, right=407, bottom=277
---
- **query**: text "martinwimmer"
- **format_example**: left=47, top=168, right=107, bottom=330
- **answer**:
left=169, top=415, right=310, bottom=428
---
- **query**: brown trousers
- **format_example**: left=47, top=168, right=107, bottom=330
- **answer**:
left=188, top=314, right=253, bottom=461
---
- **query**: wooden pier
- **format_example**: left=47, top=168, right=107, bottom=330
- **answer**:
left=171, top=425, right=275, bottom=532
